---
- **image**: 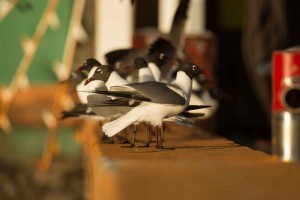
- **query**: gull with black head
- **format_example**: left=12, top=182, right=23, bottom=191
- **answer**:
left=89, top=62, right=209, bottom=149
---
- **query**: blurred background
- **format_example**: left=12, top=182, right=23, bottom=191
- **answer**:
left=1, top=0, right=300, bottom=199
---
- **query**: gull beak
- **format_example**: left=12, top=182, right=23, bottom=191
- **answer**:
left=122, top=65, right=135, bottom=73
left=84, top=77, right=95, bottom=85
left=166, top=57, right=179, bottom=66
left=76, top=65, right=84, bottom=73
left=59, top=79, right=68, bottom=84
left=202, top=69, right=213, bottom=77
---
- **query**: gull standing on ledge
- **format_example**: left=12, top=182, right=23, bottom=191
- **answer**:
left=90, top=63, right=210, bottom=149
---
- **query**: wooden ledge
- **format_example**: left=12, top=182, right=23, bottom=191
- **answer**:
left=83, top=124, right=300, bottom=200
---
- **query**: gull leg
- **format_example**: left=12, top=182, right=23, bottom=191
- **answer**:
left=131, top=124, right=137, bottom=147
left=118, top=129, right=130, bottom=144
left=160, top=125, right=164, bottom=148
left=156, top=126, right=159, bottom=148
left=155, top=125, right=163, bottom=149
left=161, top=122, right=166, bottom=142
left=101, top=135, right=114, bottom=144
left=146, top=124, right=151, bottom=147
left=122, top=124, right=137, bottom=148
left=139, top=124, right=151, bottom=147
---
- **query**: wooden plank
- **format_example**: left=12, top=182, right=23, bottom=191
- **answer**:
left=86, top=127, right=300, bottom=200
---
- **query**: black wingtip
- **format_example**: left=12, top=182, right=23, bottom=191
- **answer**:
left=61, top=111, right=77, bottom=120
left=105, top=49, right=132, bottom=65
left=181, top=112, right=205, bottom=118
left=185, top=105, right=211, bottom=111
left=173, top=0, right=190, bottom=22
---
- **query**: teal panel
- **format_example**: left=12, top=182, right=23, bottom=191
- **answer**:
left=0, top=0, right=73, bottom=84
left=0, top=126, right=81, bottom=162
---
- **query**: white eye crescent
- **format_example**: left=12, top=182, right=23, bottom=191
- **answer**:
left=96, top=68, right=103, bottom=73
left=159, top=53, right=165, bottom=60
left=192, top=65, right=198, bottom=70
left=115, top=62, right=121, bottom=69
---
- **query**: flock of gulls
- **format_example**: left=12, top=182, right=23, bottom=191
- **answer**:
left=62, top=38, right=212, bottom=149
left=61, top=0, right=216, bottom=149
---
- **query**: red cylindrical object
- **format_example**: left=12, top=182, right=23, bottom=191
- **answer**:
left=273, top=51, right=300, bottom=113
left=272, top=50, right=300, bottom=162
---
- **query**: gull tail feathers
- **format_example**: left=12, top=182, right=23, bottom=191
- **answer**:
left=102, top=109, right=139, bottom=137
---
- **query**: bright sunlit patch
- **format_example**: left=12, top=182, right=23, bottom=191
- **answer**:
left=282, top=112, right=292, bottom=161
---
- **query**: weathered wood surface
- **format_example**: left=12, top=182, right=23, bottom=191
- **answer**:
left=86, top=125, right=300, bottom=200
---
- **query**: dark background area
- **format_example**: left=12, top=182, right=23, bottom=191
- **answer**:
left=206, top=0, right=270, bottom=148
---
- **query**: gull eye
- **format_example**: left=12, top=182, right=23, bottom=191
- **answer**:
left=96, top=68, right=103, bottom=73
left=192, top=65, right=198, bottom=71
left=84, top=61, right=87, bottom=66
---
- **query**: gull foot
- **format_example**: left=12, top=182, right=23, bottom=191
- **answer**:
left=121, top=139, right=131, bottom=144
left=138, top=143, right=150, bottom=148
left=121, top=143, right=136, bottom=148
left=100, top=135, right=114, bottom=144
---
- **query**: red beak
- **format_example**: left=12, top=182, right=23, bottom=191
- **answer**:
left=84, top=77, right=95, bottom=85
left=202, top=69, right=213, bottom=77
left=76, top=66, right=84, bottom=73
left=122, top=65, right=135, bottom=73
left=166, top=58, right=179, bottom=66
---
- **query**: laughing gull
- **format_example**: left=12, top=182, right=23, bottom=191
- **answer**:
left=88, top=62, right=209, bottom=148
left=83, top=64, right=132, bottom=123
left=84, top=58, right=154, bottom=147
left=70, top=58, right=105, bottom=104
left=83, top=63, right=132, bottom=116
left=61, top=58, right=105, bottom=119
left=85, top=58, right=207, bottom=147
left=84, top=58, right=210, bottom=147
left=63, top=59, right=128, bottom=143
left=64, top=58, right=101, bottom=90
left=104, top=37, right=177, bottom=83
left=134, top=57, right=211, bottom=143
left=146, top=38, right=178, bottom=82
left=83, top=63, right=140, bottom=145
